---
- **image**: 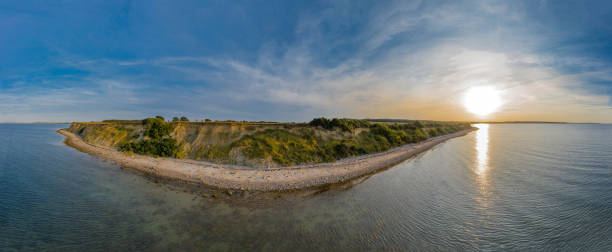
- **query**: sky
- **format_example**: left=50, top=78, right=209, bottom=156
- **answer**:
left=1, top=0, right=611, bottom=123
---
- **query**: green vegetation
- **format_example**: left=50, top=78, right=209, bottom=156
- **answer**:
left=101, top=119, right=142, bottom=124
left=80, top=124, right=134, bottom=146
left=309, top=117, right=370, bottom=132
left=142, top=117, right=173, bottom=139
left=199, top=118, right=471, bottom=166
left=120, top=138, right=179, bottom=157
left=71, top=117, right=472, bottom=166
left=230, top=129, right=321, bottom=166
left=172, top=116, right=190, bottom=122
left=119, top=117, right=180, bottom=157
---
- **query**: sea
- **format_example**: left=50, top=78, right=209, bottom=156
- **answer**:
left=1, top=123, right=611, bottom=251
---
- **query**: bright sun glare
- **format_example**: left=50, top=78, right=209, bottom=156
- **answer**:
left=464, top=86, right=502, bottom=116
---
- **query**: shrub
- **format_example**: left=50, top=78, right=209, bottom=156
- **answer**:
left=119, top=117, right=178, bottom=157
left=232, top=129, right=321, bottom=166
left=120, top=138, right=179, bottom=158
left=428, top=128, right=439, bottom=137
left=309, top=117, right=332, bottom=129
left=370, top=123, right=404, bottom=146
left=309, top=117, right=370, bottom=132
left=142, top=118, right=172, bottom=140
left=414, top=121, right=424, bottom=128
left=116, top=117, right=473, bottom=165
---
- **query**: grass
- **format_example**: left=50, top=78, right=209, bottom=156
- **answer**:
left=73, top=118, right=472, bottom=166
left=80, top=125, right=134, bottom=146
left=190, top=121, right=471, bottom=166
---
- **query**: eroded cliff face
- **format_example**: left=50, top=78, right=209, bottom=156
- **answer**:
left=67, top=122, right=358, bottom=167
left=68, top=122, right=142, bottom=147
left=68, top=120, right=473, bottom=167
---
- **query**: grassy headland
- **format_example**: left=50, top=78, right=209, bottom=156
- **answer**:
left=67, top=117, right=472, bottom=167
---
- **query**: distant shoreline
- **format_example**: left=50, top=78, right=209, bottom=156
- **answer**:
left=0, top=122, right=70, bottom=124
left=2, top=120, right=605, bottom=125
left=58, top=128, right=476, bottom=191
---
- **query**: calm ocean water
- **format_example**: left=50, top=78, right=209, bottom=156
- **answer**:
left=1, top=123, right=611, bottom=251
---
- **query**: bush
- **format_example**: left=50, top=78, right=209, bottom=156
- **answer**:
left=232, top=129, right=320, bottom=166
left=309, top=117, right=370, bottom=132
left=202, top=120, right=473, bottom=165
left=369, top=123, right=405, bottom=146
left=309, top=117, right=332, bottom=129
left=414, top=121, right=424, bottom=128
left=120, top=117, right=178, bottom=157
left=142, top=117, right=172, bottom=139
left=116, top=117, right=472, bottom=165
left=120, top=138, right=179, bottom=157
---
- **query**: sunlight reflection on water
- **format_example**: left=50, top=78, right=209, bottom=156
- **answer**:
left=473, top=124, right=492, bottom=212
left=475, top=124, right=489, bottom=177
left=4, top=124, right=612, bottom=250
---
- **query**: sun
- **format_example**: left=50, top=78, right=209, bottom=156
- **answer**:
left=464, top=86, right=502, bottom=116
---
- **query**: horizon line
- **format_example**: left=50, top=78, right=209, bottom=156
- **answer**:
left=0, top=119, right=607, bottom=125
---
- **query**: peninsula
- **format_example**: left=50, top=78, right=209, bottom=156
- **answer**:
left=58, top=117, right=475, bottom=191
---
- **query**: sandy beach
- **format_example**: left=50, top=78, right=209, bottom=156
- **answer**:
left=57, top=128, right=476, bottom=191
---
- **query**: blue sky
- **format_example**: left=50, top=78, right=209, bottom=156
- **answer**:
left=1, top=0, right=611, bottom=123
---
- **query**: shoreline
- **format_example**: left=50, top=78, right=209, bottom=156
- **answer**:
left=57, top=128, right=476, bottom=191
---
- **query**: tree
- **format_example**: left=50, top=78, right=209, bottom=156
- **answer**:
left=205, top=118, right=212, bottom=122
left=155, top=115, right=165, bottom=121
left=180, top=116, right=189, bottom=122
left=172, top=117, right=179, bottom=122
left=309, top=117, right=331, bottom=129
left=142, top=118, right=172, bottom=139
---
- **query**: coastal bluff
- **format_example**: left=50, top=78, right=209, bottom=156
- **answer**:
left=58, top=120, right=476, bottom=191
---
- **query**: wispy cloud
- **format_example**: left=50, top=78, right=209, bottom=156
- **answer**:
left=1, top=0, right=611, bottom=123
left=119, top=0, right=608, bottom=122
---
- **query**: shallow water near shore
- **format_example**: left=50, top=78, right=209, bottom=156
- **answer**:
left=1, top=123, right=612, bottom=250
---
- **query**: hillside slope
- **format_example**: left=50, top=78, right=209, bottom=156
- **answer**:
left=67, top=118, right=472, bottom=167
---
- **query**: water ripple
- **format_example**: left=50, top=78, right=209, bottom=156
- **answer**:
left=1, top=124, right=612, bottom=250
